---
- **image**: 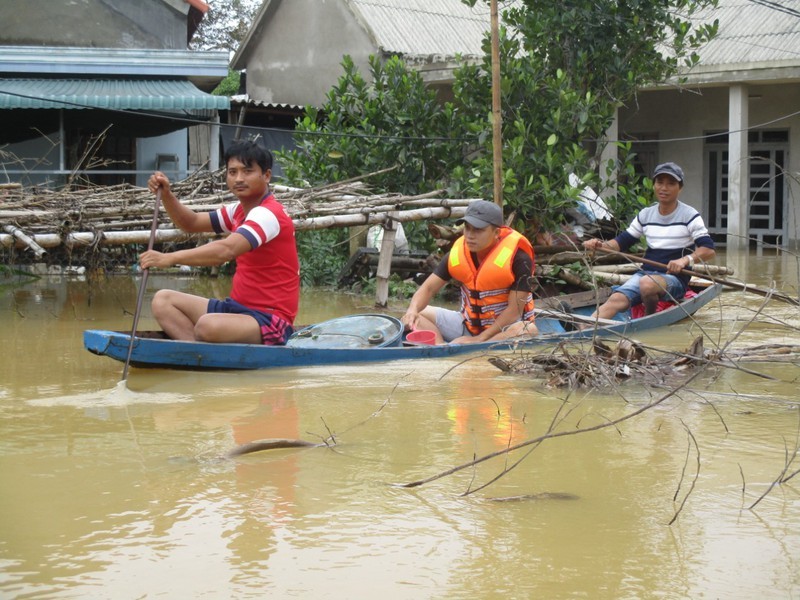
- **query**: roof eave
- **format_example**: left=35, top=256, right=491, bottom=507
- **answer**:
left=185, top=0, right=209, bottom=12
left=0, top=45, right=229, bottom=91
left=643, top=60, right=800, bottom=90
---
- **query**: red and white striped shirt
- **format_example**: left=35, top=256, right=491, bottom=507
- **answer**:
left=210, top=193, right=300, bottom=323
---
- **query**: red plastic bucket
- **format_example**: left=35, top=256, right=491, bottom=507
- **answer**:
left=406, top=329, right=436, bottom=345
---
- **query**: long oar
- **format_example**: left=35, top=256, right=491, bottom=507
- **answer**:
left=591, top=247, right=799, bottom=306
left=122, top=188, right=162, bottom=381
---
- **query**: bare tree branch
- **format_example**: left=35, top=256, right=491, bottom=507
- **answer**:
left=668, top=422, right=700, bottom=525
left=396, top=367, right=710, bottom=489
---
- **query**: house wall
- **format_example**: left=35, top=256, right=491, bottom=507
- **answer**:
left=619, top=83, right=800, bottom=245
left=0, top=2, right=225, bottom=191
left=244, top=0, right=377, bottom=106
left=620, top=87, right=728, bottom=209
left=0, top=0, right=186, bottom=50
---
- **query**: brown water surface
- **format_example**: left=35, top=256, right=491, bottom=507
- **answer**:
left=1, top=249, right=799, bottom=598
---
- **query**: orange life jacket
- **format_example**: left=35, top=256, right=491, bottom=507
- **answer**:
left=448, top=227, right=536, bottom=335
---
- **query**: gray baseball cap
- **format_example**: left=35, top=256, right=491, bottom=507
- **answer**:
left=457, top=200, right=504, bottom=228
left=653, top=162, right=684, bottom=183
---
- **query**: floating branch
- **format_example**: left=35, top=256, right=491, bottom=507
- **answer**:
left=489, top=336, right=707, bottom=389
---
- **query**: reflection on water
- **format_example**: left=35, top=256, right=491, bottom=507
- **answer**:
left=1, top=250, right=799, bottom=598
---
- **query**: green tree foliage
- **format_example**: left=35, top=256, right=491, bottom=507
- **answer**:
left=193, top=2, right=257, bottom=97
left=212, top=70, right=240, bottom=97
left=296, top=229, right=350, bottom=287
left=279, top=55, right=463, bottom=195
left=456, top=0, right=718, bottom=234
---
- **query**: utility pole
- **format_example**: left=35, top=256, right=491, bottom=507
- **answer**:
left=490, top=0, right=503, bottom=208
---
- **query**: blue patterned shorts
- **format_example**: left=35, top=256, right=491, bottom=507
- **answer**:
left=207, top=298, right=294, bottom=345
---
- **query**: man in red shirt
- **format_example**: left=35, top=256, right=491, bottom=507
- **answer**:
left=139, top=141, right=300, bottom=345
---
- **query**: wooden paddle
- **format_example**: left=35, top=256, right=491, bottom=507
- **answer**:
left=122, top=188, right=162, bottom=381
left=591, top=247, right=800, bottom=307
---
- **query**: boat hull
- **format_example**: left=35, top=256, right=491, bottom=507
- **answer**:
left=84, top=284, right=721, bottom=371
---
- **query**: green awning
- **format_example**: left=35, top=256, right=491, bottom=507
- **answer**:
left=0, top=78, right=229, bottom=110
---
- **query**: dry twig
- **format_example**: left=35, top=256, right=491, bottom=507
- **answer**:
left=668, top=422, right=701, bottom=525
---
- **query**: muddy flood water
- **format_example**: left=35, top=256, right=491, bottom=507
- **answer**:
left=1, top=249, right=799, bottom=598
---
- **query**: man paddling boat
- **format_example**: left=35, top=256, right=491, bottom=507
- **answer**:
left=139, top=141, right=300, bottom=345
left=583, top=162, right=715, bottom=321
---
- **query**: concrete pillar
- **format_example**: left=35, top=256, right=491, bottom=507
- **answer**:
left=209, top=114, right=220, bottom=171
left=727, top=84, right=749, bottom=250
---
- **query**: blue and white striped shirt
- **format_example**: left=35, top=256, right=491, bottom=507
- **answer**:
left=615, top=201, right=714, bottom=283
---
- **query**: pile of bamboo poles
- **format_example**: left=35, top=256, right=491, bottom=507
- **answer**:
left=0, top=169, right=477, bottom=254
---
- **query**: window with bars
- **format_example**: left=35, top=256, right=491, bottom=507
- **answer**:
left=705, top=130, right=788, bottom=247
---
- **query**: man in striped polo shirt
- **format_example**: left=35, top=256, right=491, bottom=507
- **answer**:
left=582, top=162, right=716, bottom=319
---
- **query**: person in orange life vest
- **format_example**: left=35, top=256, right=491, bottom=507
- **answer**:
left=139, top=141, right=300, bottom=346
left=401, top=200, right=537, bottom=345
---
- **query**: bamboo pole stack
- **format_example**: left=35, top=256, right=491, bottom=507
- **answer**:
left=0, top=169, right=477, bottom=254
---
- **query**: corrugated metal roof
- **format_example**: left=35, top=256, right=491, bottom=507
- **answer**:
left=347, top=0, right=800, bottom=70
left=349, top=0, right=494, bottom=58
left=688, top=0, right=800, bottom=67
left=349, top=0, right=800, bottom=68
left=233, top=0, right=800, bottom=94
left=230, top=94, right=303, bottom=111
left=0, top=79, right=230, bottom=110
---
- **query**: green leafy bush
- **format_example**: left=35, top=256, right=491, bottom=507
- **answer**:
left=296, top=229, right=349, bottom=287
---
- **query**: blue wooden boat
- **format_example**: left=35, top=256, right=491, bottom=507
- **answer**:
left=83, top=284, right=721, bottom=371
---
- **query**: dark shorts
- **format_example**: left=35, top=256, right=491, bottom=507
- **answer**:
left=207, top=298, right=294, bottom=346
